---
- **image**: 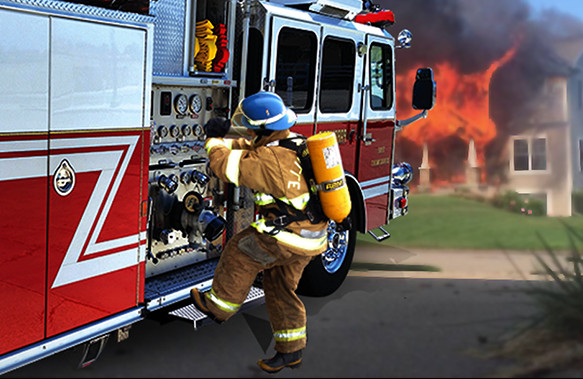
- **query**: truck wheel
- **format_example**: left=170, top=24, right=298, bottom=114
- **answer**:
left=296, top=220, right=356, bottom=297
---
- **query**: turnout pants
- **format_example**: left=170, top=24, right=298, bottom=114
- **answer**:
left=205, top=226, right=313, bottom=353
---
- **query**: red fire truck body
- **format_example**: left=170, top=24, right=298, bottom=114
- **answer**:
left=0, top=0, right=434, bottom=373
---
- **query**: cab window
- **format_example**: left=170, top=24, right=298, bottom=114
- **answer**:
left=319, top=36, right=355, bottom=113
left=275, top=27, right=317, bottom=113
left=369, top=43, right=393, bottom=110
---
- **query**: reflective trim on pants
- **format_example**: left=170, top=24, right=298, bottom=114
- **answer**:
left=273, top=326, right=307, bottom=342
left=206, top=288, right=241, bottom=313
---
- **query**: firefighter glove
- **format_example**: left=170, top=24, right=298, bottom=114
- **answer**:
left=204, top=117, right=231, bottom=138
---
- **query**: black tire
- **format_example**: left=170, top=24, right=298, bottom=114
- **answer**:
left=296, top=221, right=357, bottom=297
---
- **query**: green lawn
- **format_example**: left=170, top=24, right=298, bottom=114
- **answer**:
left=357, top=194, right=583, bottom=251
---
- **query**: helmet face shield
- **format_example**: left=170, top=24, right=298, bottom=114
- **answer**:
left=231, top=101, right=247, bottom=128
left=231, top=92, right=297, bottom=131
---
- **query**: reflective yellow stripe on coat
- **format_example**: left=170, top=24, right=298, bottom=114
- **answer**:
left=225, top=150, right=243, bottom=186
left=205, top=138, right=243, bottom=186
left=254, top=192, right=310, bottom=210
left=205, top=138, right=228, bottom=153
left=251, top=219, right=327, bottom=251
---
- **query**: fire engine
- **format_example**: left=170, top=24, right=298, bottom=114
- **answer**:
left=0, top=0, right=435, bottom=373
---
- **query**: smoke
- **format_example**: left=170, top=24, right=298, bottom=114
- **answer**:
left=380, top=0, right=529, bottom=73
left=379, top=0, right=583, bottom=185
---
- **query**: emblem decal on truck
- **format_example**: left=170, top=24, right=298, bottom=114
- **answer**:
left=53, top=159, right=76, bottom=196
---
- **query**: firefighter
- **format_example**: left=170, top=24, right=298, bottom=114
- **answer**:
left=190, top=91, right=328, bottom=373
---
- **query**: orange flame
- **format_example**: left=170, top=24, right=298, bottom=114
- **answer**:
left=397, top=46, right=517, bottom=168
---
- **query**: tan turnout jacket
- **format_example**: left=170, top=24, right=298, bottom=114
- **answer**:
left=205, top=129, right=328, bottom=256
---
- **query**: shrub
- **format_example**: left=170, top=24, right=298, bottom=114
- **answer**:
left=486, top=224, right=583, bottom=377
left=491, top=190, right=546, bottom=216
left=520, top=224, right=583, bottom=340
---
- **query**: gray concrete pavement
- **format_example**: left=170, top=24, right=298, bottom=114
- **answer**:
left=3, top=277, right=536, bottom=378
left=3, top=244, right=556, bottom=378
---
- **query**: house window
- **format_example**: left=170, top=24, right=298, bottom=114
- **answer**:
left=531, top=138, right=547, bottom=170
left=513, top=139, right=529, bottom=171
left=513, top=137, right=547, bottom=172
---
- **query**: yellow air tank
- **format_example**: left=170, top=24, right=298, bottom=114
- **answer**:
left=306, top=132, right=351, bottom=223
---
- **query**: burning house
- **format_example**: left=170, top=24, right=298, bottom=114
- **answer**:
left=384, top=0, right=583, bottom=216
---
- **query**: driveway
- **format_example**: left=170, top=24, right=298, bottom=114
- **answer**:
left=4, top=243, right=561, bottom=378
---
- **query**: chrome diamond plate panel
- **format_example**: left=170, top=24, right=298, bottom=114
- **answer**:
left=150, top=0, right=186, bottom=76
left=0, top=0, right=152, bottom=24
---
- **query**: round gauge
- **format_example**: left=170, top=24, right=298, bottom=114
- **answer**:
left=169, top=125, right=181, bottom=138
left=193, top=123, right=204, bottom=138
left=174, top=94, right=189, bottom=116
left=157, top=125, right=168, bottom=138
left=181, top=124, right=192, bottom=137
left=189, top=94, right=203, bottom=114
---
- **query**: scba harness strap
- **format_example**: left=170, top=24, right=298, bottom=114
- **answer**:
left=262, top=137, right=327, bottom=232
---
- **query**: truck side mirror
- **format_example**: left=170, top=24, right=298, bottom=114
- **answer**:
left=412, top=68, right=436, bottom=110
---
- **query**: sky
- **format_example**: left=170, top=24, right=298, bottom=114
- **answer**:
left=525, top=0, right=583, bottom=21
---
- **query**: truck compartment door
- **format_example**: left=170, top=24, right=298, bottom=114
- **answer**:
left=46, top=17, right=149, bottom=337
left=0, top=9, right=49, bottom=356
left=357, top=35, right=396, bottom=230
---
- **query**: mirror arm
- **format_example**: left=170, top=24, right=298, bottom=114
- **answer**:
left=396, top=110, right=428, bottom=131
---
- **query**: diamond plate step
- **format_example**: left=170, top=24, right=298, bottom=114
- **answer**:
left=169, top=286, right=265, bottom=329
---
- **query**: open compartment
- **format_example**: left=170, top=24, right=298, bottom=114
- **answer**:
left=188, top=0, right=236, bottom=78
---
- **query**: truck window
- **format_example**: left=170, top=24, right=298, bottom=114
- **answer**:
left=319, top=36, right=355, bottom=113
left=369, top=43, right=393, bottom=110
left=275, top=27, right=317, bottom=113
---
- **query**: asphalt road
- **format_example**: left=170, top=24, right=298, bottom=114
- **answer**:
left=3, top=244, right=549, bottom=378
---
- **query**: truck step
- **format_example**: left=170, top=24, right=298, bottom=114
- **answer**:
left=169, top=286, right=265, bottom=329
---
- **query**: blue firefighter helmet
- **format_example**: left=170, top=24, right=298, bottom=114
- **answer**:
left=232, top=91, right=297, bottom=131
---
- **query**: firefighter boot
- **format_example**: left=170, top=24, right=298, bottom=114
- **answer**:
left=257, top=350, right=303, bottom=373
left=190, top=289, right=224, bottom=325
